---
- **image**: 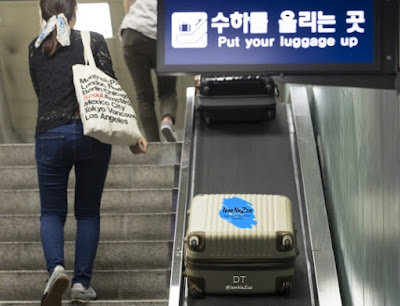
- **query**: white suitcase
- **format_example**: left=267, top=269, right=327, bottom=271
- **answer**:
left=184, top=194, right=298, bottom=297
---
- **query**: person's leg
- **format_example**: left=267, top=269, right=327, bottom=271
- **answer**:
left=35, top=128, right=72, bottom=275
left=157, top=75, right=178, bottom=141
left=72, top=124, right=111, bottom=288
left=35, top=124, right=73, bottom=305
left=122, top=28, right=160, bottom=141
left=157, top=75, right=178, bottom=123
left=148, top=39, right=178, bottom=141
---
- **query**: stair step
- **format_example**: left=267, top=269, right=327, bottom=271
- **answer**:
left=0, top=300, right=167, bottom=306
left=0, top=189, right=176, bottom=214
left=0, top=213, right=175, bottom=242
left=0, top=143, right=181, bottom=166
left=0, top=241, right=172, bottom=270
left=0, top=165, right=177, bottom=189
left=0, top=270, right=170, bottom=301
left=0, top=143, right=180, bottom=304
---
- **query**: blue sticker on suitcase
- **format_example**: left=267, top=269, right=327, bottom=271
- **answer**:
left=219, top=197, right=257, bottom=229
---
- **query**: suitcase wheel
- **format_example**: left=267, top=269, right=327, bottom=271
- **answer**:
left=189, top=236, right=200, bottom=250
left=266, top=109, right=276, bottom=121
left=201, top=85, right=211, bottom=96
left=282, top=235, right=293, bottom=250
left=187, top=233, right=205, bottom=252
left=201, top=112, right=211, bottom=125
left=188, top=282, right=204, bottom=298
left=280, top=281, right=292, bottom=295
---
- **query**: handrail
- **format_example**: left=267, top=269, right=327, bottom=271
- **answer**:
left=168, top=87, right=196, bottom=306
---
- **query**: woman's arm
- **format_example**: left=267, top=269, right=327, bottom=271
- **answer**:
left=28, top=43, right=40, bottom=98
left=123, top=0, right=136, bottom=13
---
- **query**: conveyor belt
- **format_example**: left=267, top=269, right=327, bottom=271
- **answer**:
left=168, top=87, right=342, bottom=306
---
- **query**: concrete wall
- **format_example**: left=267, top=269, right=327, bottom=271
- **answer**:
left=302, top=85, right=400, bottom=306
left=0, top=0, right=194, bottom=143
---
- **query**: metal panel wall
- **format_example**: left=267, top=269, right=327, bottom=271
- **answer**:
left=303, top=85, right=400, bottom=306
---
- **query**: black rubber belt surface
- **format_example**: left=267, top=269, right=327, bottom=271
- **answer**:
left=187, top=101, right=315, bottom=306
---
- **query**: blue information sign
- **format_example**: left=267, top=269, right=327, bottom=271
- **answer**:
left=157, top=0, right=397, bottom=76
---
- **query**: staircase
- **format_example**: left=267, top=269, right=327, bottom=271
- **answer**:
left=0, top=143, right=180, bottom=305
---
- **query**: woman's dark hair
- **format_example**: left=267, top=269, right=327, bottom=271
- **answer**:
left=39, top=0, right=77, bottom=57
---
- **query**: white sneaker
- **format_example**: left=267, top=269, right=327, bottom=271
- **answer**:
left=71, top=283, right=97, bottom=304
left=160, top=120, right=177, bottom=142
left=41, top=265, right=69, bottom=306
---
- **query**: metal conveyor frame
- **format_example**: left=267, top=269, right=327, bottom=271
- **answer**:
left=168, top=86, right=342, bottom=306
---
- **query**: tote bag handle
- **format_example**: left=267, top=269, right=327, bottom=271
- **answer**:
left=81, top=31, right=96, bottom=67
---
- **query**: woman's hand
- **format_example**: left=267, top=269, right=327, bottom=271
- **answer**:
left=129, top=137, right=147, bottom=154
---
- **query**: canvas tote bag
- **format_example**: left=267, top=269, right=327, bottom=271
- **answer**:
left=72, top=31, right=141, bottom=145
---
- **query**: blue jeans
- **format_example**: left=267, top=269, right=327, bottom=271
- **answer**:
left=35, top=119, right=111, bottom=287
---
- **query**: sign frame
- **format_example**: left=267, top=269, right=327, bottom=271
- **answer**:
left=157, top=0, right=399, bottom=88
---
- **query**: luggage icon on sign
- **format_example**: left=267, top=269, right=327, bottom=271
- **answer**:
left=171, top=12, right=208, bottom=48
left=179, top=23, right=191, bottom=32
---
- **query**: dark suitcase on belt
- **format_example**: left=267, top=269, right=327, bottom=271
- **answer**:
left=195, top=75, right=278, bottom=125
left=196, top=75, right=276, bottom=97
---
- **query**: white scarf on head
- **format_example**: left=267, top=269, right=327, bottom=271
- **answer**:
left=35, top=13, right=71, bottom=48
